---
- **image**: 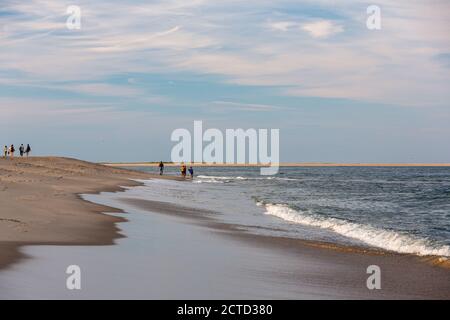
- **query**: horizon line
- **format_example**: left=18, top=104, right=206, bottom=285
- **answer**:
left=101, top=162, right=450, bottom=167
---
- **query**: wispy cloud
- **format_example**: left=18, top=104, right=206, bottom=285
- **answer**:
left=269, top=21, right=298, bottom=32
left=1, top=0, right=450, bottom=162
left=0, top=0, right=449, bottom=108
left=301, top=20, right=343, bottom=38
left=211, top=101, right=284, bottom=112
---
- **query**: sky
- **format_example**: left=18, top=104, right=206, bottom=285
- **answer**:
left=0, top=0, right=449, bottom=163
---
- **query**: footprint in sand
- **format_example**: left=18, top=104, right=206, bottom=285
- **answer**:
left=0, top=218, right=28, bottom=232
left=0, top=218, right=21, bottom=223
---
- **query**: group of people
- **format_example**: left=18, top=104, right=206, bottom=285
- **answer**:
left=158, top=161, right=194, bottom=179
left=3, top=144, right=31, bottom=159
left=180, top=163, right=194, bottom=179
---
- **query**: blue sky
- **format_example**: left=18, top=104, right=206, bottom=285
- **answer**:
left=0, top=0, right=449, bottom=162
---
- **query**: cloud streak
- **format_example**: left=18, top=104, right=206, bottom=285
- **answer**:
left=0, top=0, right=449, bottom=108
left=211, top=101, right=284, bottom=112
left=301, top=20, right=344, bottom=38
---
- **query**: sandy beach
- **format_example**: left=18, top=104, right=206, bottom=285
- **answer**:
left=0, top=157, right=449, bottom=299
left=0, top=157, right=180, bottom=270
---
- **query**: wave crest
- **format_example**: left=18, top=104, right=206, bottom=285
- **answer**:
left=262, top=203, right=450, bottom=258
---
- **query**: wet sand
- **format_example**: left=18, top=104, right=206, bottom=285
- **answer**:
left=0, top=157, right=179, bottom=270
left=120, top=198, right=450, bottom=299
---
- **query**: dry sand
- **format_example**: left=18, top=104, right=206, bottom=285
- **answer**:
left=0, top=157, right=179, bottom=270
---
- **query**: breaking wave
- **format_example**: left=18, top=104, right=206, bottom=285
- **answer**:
left=196, top=175, right=301, bottom=183
left=260, top=202, right=450, bottom=258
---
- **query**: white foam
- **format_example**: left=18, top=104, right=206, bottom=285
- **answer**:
left=197, top=175, right=301, bottom=182
left=197, top=175, right=247, bottom=180
left=262, top=203, right=450, bottom=258
left=193, top=179, right=224, bottom=184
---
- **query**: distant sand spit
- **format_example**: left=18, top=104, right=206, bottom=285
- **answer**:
left=103, top=162, right=450, bottom=167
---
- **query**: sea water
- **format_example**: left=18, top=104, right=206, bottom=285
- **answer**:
left=131, top=166, right=450, bottom=258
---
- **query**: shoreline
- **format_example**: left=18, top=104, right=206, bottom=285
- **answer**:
left=0, top=157, right=181, bottom=270
left=121, top=197, right=450, bottom=269
left=107, top=196, right=450, bottom=299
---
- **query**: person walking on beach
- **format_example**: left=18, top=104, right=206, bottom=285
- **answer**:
left=25, top=144, right=31, bottom=157
left=3, top=146, right=8, bottom=158
left=159, top=161, right=164, bottom=175
left=188, top=166, right=194, bottom=179
left=19, top=144, right=24, bottom=157
left=180, top=163, right=187, bottom=178
left=9, top=145, right=15, bottom=159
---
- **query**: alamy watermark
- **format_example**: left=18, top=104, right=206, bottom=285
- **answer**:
left=66, top=5, right=81, bottom=30
left=366, top=265, right=381, bottom=290
left=366, top=5, right=381, bottom=30
left=171, top=121, right=280, bottom=175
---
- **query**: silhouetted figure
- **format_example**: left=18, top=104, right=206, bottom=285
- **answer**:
left=159, top=161, right=164, bottom=175
left=9, top=145, right=15, bottom=159
left=25, top=144, right=31, bottom=157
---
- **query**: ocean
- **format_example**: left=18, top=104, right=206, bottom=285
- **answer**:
left=131, top=166, right=450, bottom=258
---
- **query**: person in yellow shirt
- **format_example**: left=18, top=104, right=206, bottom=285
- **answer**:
left=180, top=163, right=187, bottom=178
